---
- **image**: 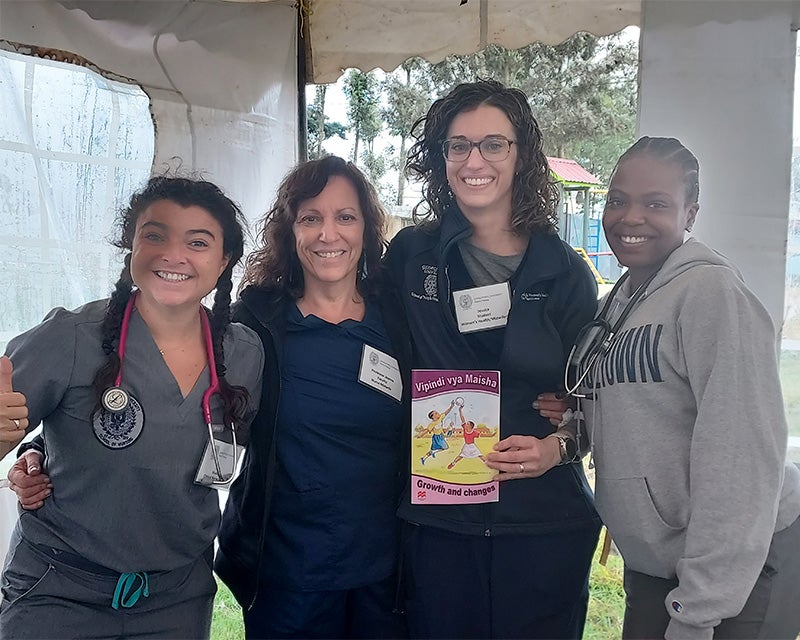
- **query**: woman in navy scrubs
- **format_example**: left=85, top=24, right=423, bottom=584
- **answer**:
left=214, top=156, right=410, bottom=638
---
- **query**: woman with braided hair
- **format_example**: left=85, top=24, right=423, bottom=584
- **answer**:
left=573, top=136, right=800, bottom=638
left=0, top=176, right=263, bottom=638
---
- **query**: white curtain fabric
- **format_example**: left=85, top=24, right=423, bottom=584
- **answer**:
left=0, top=0, right=299, bottom=224
left=0, top=50, right=153, bottom=353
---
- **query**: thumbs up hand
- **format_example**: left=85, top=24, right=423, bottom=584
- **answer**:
left=0, top=356, right=29, bottom=443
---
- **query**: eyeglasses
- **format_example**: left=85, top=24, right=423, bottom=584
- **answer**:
left=441, top=136, right=516, bottom=162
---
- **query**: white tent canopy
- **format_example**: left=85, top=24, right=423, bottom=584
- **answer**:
left=0, top=0, right=798, bottom=375
left=301, top=0, right=640, bottom=83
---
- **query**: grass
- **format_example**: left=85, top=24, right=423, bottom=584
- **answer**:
left=209, top=535, right=626, bottom=639
left=585, top=535, right=626, bottom=640
left=211, top=580, right=244, bottom=640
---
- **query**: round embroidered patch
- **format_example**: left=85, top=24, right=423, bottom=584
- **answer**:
left=671, top=600, right=683, bottom=613
left=92, top=396, right=144, bottom=449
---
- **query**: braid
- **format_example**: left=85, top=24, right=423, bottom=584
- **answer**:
left=209, top=266, right=250, bottom=431
left=91, top=258, right=134, bottom=415
left=618, top=136, right=700, bottom=203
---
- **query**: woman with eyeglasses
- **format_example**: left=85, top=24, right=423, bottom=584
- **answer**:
left=573, top=137, right=800, bottom=639
left=384, top=79, right=601, bottom=639
left=0, top=177, right=263, bottom=638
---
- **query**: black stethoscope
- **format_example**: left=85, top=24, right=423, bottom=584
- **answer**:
left=562, top=269, right=658, bottom=398
left=100, top=292, right=237, bottom=483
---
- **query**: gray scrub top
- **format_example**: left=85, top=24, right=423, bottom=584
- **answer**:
left=4, top=300, right=264, bottom=573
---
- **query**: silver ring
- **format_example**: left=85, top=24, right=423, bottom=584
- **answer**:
left=12, top=419, right=20, bottom=429
left=519, top=462, right=525, bottom=473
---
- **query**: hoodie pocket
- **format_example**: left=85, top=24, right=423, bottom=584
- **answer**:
left=595, top=476, right=684, bottom=579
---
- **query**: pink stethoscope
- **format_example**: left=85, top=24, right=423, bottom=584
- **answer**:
left=100, top=292, right=237, bottom=483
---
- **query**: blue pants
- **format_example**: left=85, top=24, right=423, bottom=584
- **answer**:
left=244, top=574, right=407, bottom=639
left=0, top=535, right=216, bottom=639
left=402, top=524, right=599, bottom=639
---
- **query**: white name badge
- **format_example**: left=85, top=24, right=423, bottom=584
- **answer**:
left=194, top=438, right=244, bottom=489
left=358, top=344, right=403, bottom=402
left=453, top=282, right=512, bottom=333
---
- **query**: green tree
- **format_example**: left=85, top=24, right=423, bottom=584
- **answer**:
left=523, top=33, right=637, bottom=180
left=306, top=84, right=347, bottom=160
left=360, top=148, right=395, bottom=205
left=383, top=59, right=433, bottom=205
left=342, top=70, right=383, bottom=163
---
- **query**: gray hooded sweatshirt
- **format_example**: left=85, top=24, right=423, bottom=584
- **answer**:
left=584, top=238, right=800, bottom=639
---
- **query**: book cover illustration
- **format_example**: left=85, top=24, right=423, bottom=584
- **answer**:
left=411, top=369, right=500, bottom=504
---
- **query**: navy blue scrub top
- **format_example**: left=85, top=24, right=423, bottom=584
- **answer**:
left=263, top=301, right=404, bottom=591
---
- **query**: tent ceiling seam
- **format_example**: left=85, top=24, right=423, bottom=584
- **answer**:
left=152, top=1, right=197, bottom=168
left=480, top=0, right=488, bottom=50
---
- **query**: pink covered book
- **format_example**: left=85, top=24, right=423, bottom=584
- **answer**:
left=411, top=369, right=500, bottom=504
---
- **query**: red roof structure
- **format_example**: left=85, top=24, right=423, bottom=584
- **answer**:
left=547, top=157, right=601, bottom=186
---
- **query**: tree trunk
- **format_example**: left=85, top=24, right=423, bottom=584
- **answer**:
left=396, top=136, right=406, bottom=206
left=315, top=84, right=326, bottom=158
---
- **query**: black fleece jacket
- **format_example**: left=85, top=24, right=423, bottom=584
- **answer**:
left=383, top=207, right=600, bottom=536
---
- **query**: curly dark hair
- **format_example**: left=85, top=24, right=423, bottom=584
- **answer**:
left=614, top=136, right=700, bottom=204
left=92, top=176, right=251, bottom=429
left=406, top=79, right=558, bottom=234
left=242, top=155, right=387, bottom=298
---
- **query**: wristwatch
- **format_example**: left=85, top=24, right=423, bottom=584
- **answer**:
left=551, top=433, right=578, bottom=465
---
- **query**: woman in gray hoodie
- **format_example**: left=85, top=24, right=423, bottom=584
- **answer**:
left=575, top=137, right=800, bottom=639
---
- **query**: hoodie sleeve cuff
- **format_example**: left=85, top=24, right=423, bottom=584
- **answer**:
left=665, top=618, right=714, bottom=640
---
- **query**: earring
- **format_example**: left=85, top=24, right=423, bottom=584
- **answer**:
left=685, top=225, right=693, bottom=232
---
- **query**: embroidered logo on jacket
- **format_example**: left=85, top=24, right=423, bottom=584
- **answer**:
left=587, top=323, right=664, bottom=388
left=411, top=265, right=439, bottom=302
left=520, top=292, right=548, bottom=302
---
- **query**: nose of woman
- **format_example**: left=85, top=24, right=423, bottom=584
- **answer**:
left=159, top=237, right=188, bottom=263
left=317, top=215, right=341, bottom=243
